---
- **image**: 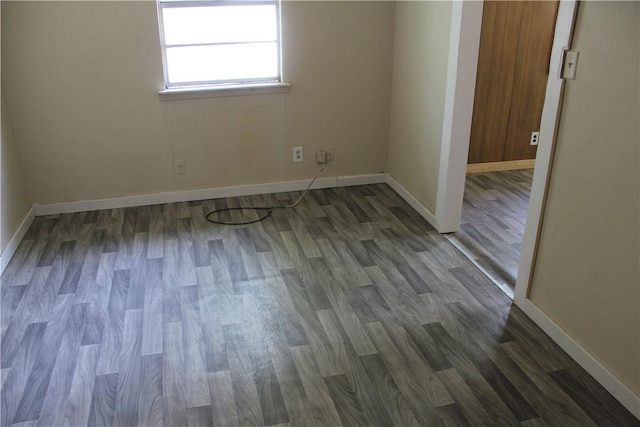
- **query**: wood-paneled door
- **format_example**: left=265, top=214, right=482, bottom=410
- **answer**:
left=468, top=1, right=559, bottom=165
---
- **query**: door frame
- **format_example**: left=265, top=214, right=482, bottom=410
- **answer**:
left=435, top=0, right=577, bottom=305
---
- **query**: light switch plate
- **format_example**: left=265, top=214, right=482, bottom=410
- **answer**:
left=562, top=50, right=579, bottom=80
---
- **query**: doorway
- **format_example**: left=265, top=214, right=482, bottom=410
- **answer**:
left=448, top=169, right=533, bottom=297
left=449, top=1, right=559, bottom=297
left=467, top=1, right=559, bottom=168
left=435, top=0, right=578, bottom=303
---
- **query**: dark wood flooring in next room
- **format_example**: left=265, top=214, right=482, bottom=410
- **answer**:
left=448, top=169, right=534, bottom=296
left=1, top=184, right=637, bottom=426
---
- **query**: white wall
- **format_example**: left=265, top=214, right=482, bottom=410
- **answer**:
left=1, top=91, right=32, bottom=256
left=1, top=2, right=32, bottom=257
left=529, top=1, right=639, bottom=396
left=1, top=1, right=395, bottom=205
left=387, top=1, right=452, bottom=213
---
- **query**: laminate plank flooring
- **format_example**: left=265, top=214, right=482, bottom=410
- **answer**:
left=1, top=184, right=637, bottom=426
left=448, top=169, right=534, bottom=295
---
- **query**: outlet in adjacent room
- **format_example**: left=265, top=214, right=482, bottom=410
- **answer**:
left=293, top=146, right=303, bottom=163
left=530, top=132, right=540, bottom=146
left=174, top=159, right=186, bottom=174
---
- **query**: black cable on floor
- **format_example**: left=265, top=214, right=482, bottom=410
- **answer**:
left=205, top=165, right=327, bottom=226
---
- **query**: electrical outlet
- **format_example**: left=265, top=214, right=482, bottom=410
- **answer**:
left=325, top=146, right=335, bottom=162
left=174, top=159, right=186, bottom=174
left=293, top=146, right=303, bottom=163
left=316, top=149, right=326, bottom=163
left=530, top=131, right=540, bottom=146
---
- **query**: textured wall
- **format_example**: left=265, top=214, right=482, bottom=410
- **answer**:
left=529, top=1, right=639, bottom=395
left=1, top=88, right=32, bottom=254
left=387, top=1, right=452, bottom=213
left=2, top=1, right=395, bottom=204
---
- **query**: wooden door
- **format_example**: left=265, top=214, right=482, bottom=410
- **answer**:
left=468, top=1, right=559, bottom=165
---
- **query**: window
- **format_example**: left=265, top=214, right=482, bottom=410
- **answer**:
left=157, top=0, right=282, bottom=91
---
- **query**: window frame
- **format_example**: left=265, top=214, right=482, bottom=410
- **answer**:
left=156, top=0, right=283, bottom=91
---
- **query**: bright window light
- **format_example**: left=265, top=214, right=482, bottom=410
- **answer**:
left=158, top=1, right=281, bottom=88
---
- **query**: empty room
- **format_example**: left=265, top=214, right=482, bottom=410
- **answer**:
left=1, top=1, right=638, bottom=426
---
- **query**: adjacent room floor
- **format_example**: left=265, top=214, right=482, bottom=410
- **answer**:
left=448, top=169, right=534, bottom=297
left=1, top=184, right=636, bottom=426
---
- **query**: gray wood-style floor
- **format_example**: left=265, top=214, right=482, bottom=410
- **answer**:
left=449, top=170, right=534, bottom=294
left=1, top=184, right=637, bottom=426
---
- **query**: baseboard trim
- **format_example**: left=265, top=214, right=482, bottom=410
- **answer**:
left=1, top=206, right=36, bottom=275
left=519, top=299, right=640, bottom=419
left=467, top=159, right=535, bottom=174
left=383, top=175, right=440, bottom=231
left=33, top=173, right=387, bottom=216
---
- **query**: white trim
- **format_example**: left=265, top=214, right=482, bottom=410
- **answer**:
left=0, top=206, right=35, bottom=275
left=514, top=0, right=578, bottom=305
left=159, top=82, right=291, bottom=101
left=157, top=0, right=284, bottom=94
left=384, top=175, right=440, bottom=231
left=335, top=173, right=385, bottom=188
left=434, top=0, right=483, bottom=233
left=520, top=299, right=640, bottom=419
left=31, top=170, right=440, bottom=237
left=33, top=173, right=386, bottom=216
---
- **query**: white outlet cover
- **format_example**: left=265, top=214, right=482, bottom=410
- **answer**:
left=293, top=147, right=303, bottom=163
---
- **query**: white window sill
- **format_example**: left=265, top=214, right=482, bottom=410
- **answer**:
left=159, top=82, right=291, bottom=101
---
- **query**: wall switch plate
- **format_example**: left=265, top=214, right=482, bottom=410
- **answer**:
left=562, top=50, right=579, bottom=80
left=293, top=146, right=303, bottom=163
left=530, top=131, right=540, bottom=146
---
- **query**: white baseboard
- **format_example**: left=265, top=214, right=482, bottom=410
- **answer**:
left=0, top=206, right=36, bottom=276
left=33, top=173, right=387, bottom=216
left=519, top=299, right=640, bottom=419
left=383, top=175, right=440, bottom=231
